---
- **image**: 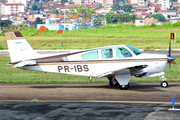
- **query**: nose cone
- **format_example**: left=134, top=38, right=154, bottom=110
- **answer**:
left=167, top=56, right=176, bottom=62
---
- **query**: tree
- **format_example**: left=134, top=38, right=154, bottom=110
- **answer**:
left=61, top=0, right=67, bottom=4
left=50, top=9, right=59, bottom=15
left=151, top=14, right=166, bottom=22
left=0, top=20, right=12, bottom=27
left=111, top=4, right=121, bottom=13
left=32, top=4, right=37, bottom=10
left=73, top=6, right=100, bottom=28
left=154, top=7, right=160, bottom=13
left=105, top=13, right=114, bottom=23
left=105, top=13, right=137, bottom=23
left=34, top=17, right=43, bottom=27
left=121, top=5, right=133, bottom=12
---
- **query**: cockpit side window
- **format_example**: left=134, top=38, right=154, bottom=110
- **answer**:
left=101, top=48, right=113, bottom=58
left=81, top=51, right=98, bottom=59
left=126, top=45, right=141, bottom=55
left=116, top=47, right=132, bottom=58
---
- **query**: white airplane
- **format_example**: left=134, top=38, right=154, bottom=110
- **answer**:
left=6, top=31, right=175, bottom=90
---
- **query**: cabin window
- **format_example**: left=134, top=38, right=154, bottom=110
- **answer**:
left=101, top=48, right=113, bottom=58
left=81, top=51, right=98, bottom=59
left=116, top=47, right=132, bottom=58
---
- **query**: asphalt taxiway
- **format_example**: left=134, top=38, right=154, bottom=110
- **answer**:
left=0, top=83, right=180, bottom=119
left=0, top=82, right=180, bottom=102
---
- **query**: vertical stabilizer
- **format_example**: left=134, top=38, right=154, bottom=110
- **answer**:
left=5, top=31, right=39, bottom=63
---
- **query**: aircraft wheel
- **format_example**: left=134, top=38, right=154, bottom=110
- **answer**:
left=161, top=81, right=168, bottom=88
left=109, top=79, right=119, bottom=87
left=119, top=84, right=129, bottom=90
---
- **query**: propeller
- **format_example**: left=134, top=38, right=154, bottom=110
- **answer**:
left=167, top=41, right=176, bottom=71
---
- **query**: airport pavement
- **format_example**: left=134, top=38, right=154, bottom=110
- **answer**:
left=0, top=102, right=180, bottom=120
left=0, top=83, right=180, bottom=102
left=0, top=83, right=180, bottom=119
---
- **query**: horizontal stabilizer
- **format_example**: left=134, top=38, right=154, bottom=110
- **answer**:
left=13, top=60, right=36, bottom=68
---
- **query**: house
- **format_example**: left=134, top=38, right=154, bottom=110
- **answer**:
left=132, top=11, right=142, bottom=18
left=95, top=8, right=111, bottom=15
left=117, top=10, right=125, bottom=14
left=169, top=15, right=179, bottom=23
left=42, top=6, right=52, bottom=11
left=158, top=10, right=167, bottom=19
left=1, top=3, right=25, bottom=15
left=135, top=17, right=163, bottom=26
left=167, top=10, right=177, bottom=20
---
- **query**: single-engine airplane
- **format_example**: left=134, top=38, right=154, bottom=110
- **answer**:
left=6, top=31, right=175, bottom=90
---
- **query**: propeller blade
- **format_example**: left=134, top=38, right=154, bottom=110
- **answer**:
left=169, top=40, right=171, bottom=57
left=169, top=62, right=171, bottom=72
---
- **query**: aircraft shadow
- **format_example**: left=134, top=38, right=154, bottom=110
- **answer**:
left=30, top=82, right=180, bottom=92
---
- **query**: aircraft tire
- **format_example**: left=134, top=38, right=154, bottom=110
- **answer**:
left=161, top=81, right=168, bottom=88
left=109, top=79, right=119, bottom=87
left=119, top=84, right=129, bottom=90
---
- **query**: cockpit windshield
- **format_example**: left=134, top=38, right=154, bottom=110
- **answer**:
left=126, top=45, right=142, bottom=55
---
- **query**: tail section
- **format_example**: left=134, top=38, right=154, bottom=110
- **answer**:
left=5, top=31, right=39, bottom=63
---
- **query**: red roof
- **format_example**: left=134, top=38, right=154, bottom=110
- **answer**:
left=1, top=1, right=8, bottom=4
left=142, top=13, right=150, bottom=16
left=55, top=16, right=64, bottom=19
left=18, top=12, right=27, bottom=14
left=64, top=4, right=77, bottom=8
left=50, top=14, right=56, bottom=17
left=2, top=15, right=8, bottom=17
left=84, top=18, right=90, bottom=23
left=85, top=4, right=95, bottom=8
left=53, top=4, right=64, bottom=9
left=72, top=16, right=78, bottom=19
left=150, top=4, right=161, bottom=7
left=42, top=18, right=48, bottom=21
left=158, top=10, right=166, bottom=12
left=44, top=10, right=52, bottom=14
left=43, top=6, right=51, bottom=9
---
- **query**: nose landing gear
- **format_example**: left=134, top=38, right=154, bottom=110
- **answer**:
left=160, top=75, right=168, bottom=88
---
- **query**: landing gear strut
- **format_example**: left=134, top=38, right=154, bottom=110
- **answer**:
left=160, top=75, right=168, bottom=88
left=119, top=84, right=129, bottom=90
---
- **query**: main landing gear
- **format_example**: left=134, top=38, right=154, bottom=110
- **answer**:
left=108, top=77, right=119, bottom=87
left=108, top=76, right=129, bottom=90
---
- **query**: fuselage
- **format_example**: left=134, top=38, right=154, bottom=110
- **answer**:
left=15, top=45, right=168, bottom=78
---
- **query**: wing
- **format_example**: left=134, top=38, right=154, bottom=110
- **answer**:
left=96, top=65, right=148, bottom=78
left=12, top=60, right=37, bottom=68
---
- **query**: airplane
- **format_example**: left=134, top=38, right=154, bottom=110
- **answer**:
left=5, top=31, right=176, bottom=90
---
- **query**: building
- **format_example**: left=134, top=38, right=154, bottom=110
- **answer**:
left=161, top=0, right=170, bottom=10
left=1, top=3, right=25, bottom=15
left=8, top=0, right=27, bottom=7
left=95, top=0, right=114, bottom=5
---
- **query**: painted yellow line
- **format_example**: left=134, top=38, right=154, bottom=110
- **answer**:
left=0, top=100, right=179, bottom=104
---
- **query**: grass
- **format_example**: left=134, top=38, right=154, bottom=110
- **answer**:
left=1, top=23, right=180, bottom=50
left=0, top=56, right=179, bottom=83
